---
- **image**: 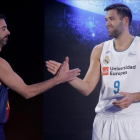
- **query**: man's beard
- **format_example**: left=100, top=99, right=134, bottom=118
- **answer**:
left=108, top=22, right=124, bottom=38
left=0, top=36, right=9, bottom=47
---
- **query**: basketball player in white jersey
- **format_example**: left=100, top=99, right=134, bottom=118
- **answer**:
left=46, top=3, right=140, bottom=140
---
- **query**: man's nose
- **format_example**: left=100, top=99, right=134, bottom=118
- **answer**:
left=106, top=20, right=112, bottom=27
left=7, top=29, right=10, bottom=35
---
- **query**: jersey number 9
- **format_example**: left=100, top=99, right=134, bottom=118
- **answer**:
left=114, top=81, right=120, bottom=94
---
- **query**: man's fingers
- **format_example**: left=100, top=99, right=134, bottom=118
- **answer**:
left=47, top=68, right=56, bottom=75
left=113, top=92, right=129, bottom=105
left=118, top=92, right=128, bottom=97
left=113, top=100, right=130, bottom=109
left=70, top=72, right=80, bottom=77
left=67, top=69, right=81, bottom=77
left=67, top=71, right=80, bottom=81
left=57, top=67, right=80, bottom=83
left=68, top=71, right=81, bottom=79
left=46, top=63, right=55, bottom=70
left=69, top=77, right=78, bottom=81
left=113, top=101, right=126, bottom=106
left=46, top=61, right=56, bottom=67
left=115, top=103, right=128, bottom=109
left=118, top=105, right=127, bottom=109
left=68, top=68, right=81, bottom=74
left=113, top=98, right=126, bottom=105
left=46, top=61, right=61, bottom=67
left=46, top=62, right=54, bottom=68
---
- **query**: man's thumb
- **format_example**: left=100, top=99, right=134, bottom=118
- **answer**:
left=65, top=56, right=69, bottom=63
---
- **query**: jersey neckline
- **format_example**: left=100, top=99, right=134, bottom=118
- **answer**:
left=112, top=36, right=136, bottom=54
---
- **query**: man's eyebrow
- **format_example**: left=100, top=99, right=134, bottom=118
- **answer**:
left=105, top=16, right=115, bottom=20
left=0, top=26, right=7, bottom=29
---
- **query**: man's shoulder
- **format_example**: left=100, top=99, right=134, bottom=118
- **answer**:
left=92, top=42, right=104, bottom=54
left=0, top=57, right=9, bottom=68
left=94, top=42, right=104, bottom=50
left=91, top=42, right=104, bottom=60
left=95, top=39, right=113, bottom=52
left=0, top=57, right=7, bottom=63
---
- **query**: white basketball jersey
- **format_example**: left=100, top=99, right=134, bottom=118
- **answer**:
left=95, top=36, right=140, bottom=116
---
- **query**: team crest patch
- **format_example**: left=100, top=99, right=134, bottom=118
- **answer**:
left=103, top=56, right=110, bottom=65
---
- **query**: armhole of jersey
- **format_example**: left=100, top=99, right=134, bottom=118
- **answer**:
left=100, top=42, right=104, bottom=61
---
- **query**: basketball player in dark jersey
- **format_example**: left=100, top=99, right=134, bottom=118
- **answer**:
left=0, top=14, right=80, bottom=140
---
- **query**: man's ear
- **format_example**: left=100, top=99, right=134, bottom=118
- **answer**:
left=123, top=16, right=129, bottom=27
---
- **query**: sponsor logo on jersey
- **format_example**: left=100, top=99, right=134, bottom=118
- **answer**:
left=128, top=52, right=136, bottom=57
left=110, top=65, right=136, bottom=71
left=102, top=67, right=109, bottom=75
left=109, top=65, right=136, bottom=76
left=103, top=56, right=110, bottom=65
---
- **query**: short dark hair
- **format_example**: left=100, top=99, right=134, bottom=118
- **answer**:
left=104, top=3, right=132, bottom=26
left=0, top=14, right=6, bottom=20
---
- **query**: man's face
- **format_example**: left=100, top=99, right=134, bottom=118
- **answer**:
left=0, top=19, right=10, bottom=48
left=105, top=9, right=125, bottom=38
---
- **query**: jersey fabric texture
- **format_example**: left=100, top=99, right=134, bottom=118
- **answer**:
left=0, top=83, right=9, bottom=140
left=0, top=124, right=5, bottom=140
left=0, top=83, right=9, bottom=124
left=92, top=36, right=140, bottom=140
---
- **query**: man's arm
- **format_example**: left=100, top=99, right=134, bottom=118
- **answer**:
left=68, top=44, right=102, bottom=96
left=0, top=58, right=80, bottom=99
left=46, top=43, right=103, bottom=96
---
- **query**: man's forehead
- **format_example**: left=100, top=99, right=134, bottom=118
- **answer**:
left=0, top=19, right=7, bottom=28
left=105, top=9, right=118, bottom=18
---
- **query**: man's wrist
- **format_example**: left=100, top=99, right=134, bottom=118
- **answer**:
left=132, top=93, right=140, bottom=103
left=54, top=75, right=61, bottom=85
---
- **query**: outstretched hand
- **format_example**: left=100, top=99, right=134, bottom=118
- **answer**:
left=56, top=59, right=80, bottom=83
left=112, top=92, right=134, bottom=109
left=46, top=57, right=80, bottom=83
left=46, top=57, right=69, bottom=75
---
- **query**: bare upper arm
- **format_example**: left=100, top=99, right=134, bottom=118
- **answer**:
left=83, top=43, right=103, bottom=92
left=0, top=57, right=27, bottom=96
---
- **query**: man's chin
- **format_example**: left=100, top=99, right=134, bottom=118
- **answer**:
left=1, top=43, right=7, bottom=47
left=108, top=34, right=114, bottom=37
left=3, top=41, right=8, bottom=45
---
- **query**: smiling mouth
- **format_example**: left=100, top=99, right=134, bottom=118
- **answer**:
left=4, top=36, right=9, bottom=38
left=107, top=26, right=113, bottom=29
left=108, top=28, right=113, bottom=32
